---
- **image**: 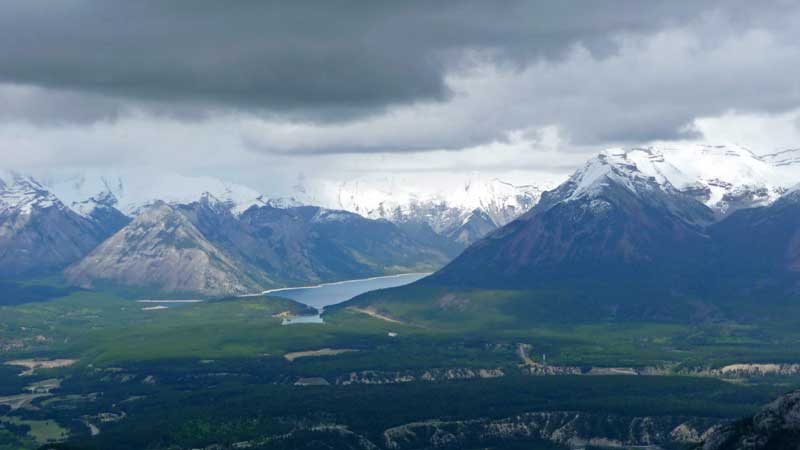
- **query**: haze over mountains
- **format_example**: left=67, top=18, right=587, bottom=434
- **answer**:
left=3, top=143, right=800, bottom=300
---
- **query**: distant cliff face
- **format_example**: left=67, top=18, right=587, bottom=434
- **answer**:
left=184, top=409, right=721, bottom=450
left=700, top=390, right=800, bottom=450
left=66, top=201, right=268, bottom=296
left=67, top=198, right=450, bottom=296
left=381, top=412, right=719, bottom=450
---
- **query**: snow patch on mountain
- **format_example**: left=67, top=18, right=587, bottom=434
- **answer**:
left=311, top=209, right=356, bottom=223
left=259, top=196, right=305, bottom=210
left=69, top=191, right=120, bottom=218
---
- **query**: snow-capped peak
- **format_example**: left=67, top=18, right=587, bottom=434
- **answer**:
left=330, top=175, right=553, bottom=236
left=262, top=196, right=305, bottom=210
left=0, top=170, right=62, bottom=215
left=560, top=144, right=800, bottom=215
left=560, top=147, right=681, bottom=203
left=70, top=190, right=119, bottom=218
left=311, top=208, right=356, bottom=223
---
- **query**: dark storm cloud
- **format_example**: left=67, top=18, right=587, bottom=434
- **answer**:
left=2, top=0, right=800, bottom=161
left=0, top=0, right=780, bottom=122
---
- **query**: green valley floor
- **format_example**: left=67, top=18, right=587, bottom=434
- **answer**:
left=1, top=282, right=799, bottom=449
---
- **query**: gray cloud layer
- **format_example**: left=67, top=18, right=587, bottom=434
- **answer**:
left=0, top=1, right=784, bottom=119
left=1, top=0, right=799, bottom=161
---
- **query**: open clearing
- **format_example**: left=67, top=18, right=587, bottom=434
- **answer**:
left=348, top=306, right=403, bottom=323
left=284, top=348, right=358, bottom=362
left=5, top=359, right=77, bottom=376
left=0, top=393, right=50, bottom=410
left=1, top=416, right=69, bottom=444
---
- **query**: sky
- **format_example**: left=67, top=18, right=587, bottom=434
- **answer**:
left=2, top=0, right=800, bottom=199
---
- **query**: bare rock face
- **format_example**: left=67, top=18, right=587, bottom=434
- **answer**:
left=66, top=196, right=449, bottom=296
left=382, top=412, right=719, bottom=450
left=701, top=390, right=800, bottom=450
left=444, top=208, right=498, bottom=247
left=236, top=204, right=449, bottom=286
left=335, top=367, right=504, bottom=385
left=66, top=202, right=266, bottom=296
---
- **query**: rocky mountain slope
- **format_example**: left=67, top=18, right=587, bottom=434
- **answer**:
left=67, top=195, right=449, bottom=296
left=0, top=172, right=127, bottom=277
left=70, top=190, right=132, bottom=237
left=709, top=187, right=800, bottom=298
left=429, top=148, right=716, bottom=290
left=382, top=412, right=720, bottom=450
left=209, top=410, right=721, bottom=450
left=238, top=204, right=448, bottom=285
left=700, top=390, right=800, bottom=450
left=66, top=199, right=271, bottom=296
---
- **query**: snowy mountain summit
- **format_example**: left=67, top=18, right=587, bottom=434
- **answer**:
left=333, top=176, right=553, bottom=247
left=565, top=144, right=800, bottom=216
left=0, top=171, right=62, bottom=216
left=429, top=143, right=800, bottom=305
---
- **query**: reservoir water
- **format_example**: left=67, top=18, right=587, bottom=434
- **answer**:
left=267, top=273, right=429, bottom=324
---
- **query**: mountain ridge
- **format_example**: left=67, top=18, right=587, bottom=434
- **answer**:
left=331, top=176, right=552, bottom=248
left=341, top=144, right=800, bottom=324
left=66, top=194, right=450, bottom=296
left=0, top=172, right=128, bottom=277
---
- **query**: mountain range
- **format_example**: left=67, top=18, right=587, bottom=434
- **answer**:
left=67, top=195, right=450, bottom=296
left=332, top=176, right=552, bottom=248
left=44, top=170, right=550, bottom=253
left=0, top=173, right=449, bottom=296
left=343, top=144, right=800, bottom=323
left=6, top=143, right=800, bottom=301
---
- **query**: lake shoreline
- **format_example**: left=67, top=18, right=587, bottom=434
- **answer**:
left=243, top=272, right=432, bottom=297
left=259, top=273, right=430, bottom=324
